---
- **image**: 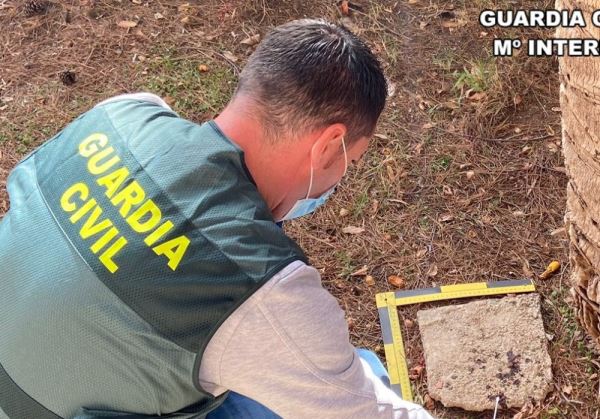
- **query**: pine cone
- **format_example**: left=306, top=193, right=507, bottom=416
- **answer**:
left=23, top=0, right=50, bottom=17
left=59, top=70, right=76, bottom=86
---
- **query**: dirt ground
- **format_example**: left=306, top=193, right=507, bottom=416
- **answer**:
left=1, top=0, right=599, bottom=417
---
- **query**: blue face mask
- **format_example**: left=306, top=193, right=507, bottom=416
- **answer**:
left=278, top=137, right=348, bottom=222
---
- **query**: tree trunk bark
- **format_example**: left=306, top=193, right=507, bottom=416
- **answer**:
left=557, top=0, right=600, bottom=345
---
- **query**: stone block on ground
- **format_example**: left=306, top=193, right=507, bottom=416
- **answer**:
left=417, top=293, right=552, bottom=411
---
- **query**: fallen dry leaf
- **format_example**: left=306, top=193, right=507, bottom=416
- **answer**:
left=341, top=0, right=350, bottom=15
left=351, top=265, right=368, bottom=276
left=539, top=260, right=560, bottom=280
left=440, top=214, right=454, bottom=222
left=117, top=20, right=138, bottom=29
left=467, top=91, right=486, bottom=101
left=409, top=364, right=423, bottom=377
left=365, top=275, right=375, bottom=286
left=198, top=64, right=209, bottom=72
left=441, top=20, right=462, bottom=28
left=163, top=96, right=175, bottom=106
left=411, top=365, right=423, bottom=375
left=513, top=94, right=523, bottom=105
left=342, top=226, right=365, bottom=235
left=562, top=384, right=573, bottom=395
left=347, top=317, right=355, bottom=331
left=339, top=16, right=360, bottom=33
left=404, top=319, right=415, bottom=328
left=546, top=141, right=559, bottom=153
left=424, top=394, right=434, bottom=410
left=240, top=34, right=260, bottom=46
left=386, top=165, right=395, bottom=180
left=339, top=208, right=350, bottom=217
left=414, top=142, right=424, bottom=155
left=388, top=275, right=405, bottom=288
left=415, top=248, right=427, bottom=259
left=371, top=200, right=379, bottom=214
left=222, top=50, right=238, bottom=62
left=133, top=29, right=148, bottom=40
left=522, top=259, right=534, bottom=278
left=513, top=401, right=536, bottom=419
left=387, top=81, right=396, bottom=97
left=154, top=12, right=165, bottom=19
left=441, top=100, right=460, bottom=110
left=426, top=264, right=438, bottom=277
left=481, top=214, right=493, bottom=224
left=467, top=229, right=478, bottom=239
left=466, top=170, right=475, bottom=179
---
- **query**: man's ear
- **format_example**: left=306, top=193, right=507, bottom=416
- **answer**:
left=310, top=123, right=347, bottom=170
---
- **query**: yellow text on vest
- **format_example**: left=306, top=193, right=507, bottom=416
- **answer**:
left=58, top=132, right=190, bottom=273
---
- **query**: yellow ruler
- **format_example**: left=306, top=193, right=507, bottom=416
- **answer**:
left=376, top=279, right=536, bottom=402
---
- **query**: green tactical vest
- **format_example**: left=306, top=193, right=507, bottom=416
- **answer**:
left=0, top=99, right=307, bottom=418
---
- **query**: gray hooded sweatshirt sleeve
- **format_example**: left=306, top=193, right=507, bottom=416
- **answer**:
left=199, top=261, right=434, bottom=419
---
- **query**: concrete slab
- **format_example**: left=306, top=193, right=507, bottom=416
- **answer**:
left=417, top=293, right=553, bottom=411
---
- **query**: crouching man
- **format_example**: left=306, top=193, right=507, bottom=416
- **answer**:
left=0, top=19, right=433, bottom=419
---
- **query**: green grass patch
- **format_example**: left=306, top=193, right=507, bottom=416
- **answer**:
left=432, top=155, right=452, bottom=171
left=432, top=50, right=456, bottom=73
left=452, top=59, right=497, bottom=93
left=541, top=407, right=563, bottom=418
left=335, top=250, right=356, bottom=277
left=380, top=33, right=401, bottom=67
left=0, top=120, right=43, bottom=155
left=352, top=190, right=370, bottom=217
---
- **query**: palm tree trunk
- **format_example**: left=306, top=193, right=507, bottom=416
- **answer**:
left=557, top=0, right=600, bottom=345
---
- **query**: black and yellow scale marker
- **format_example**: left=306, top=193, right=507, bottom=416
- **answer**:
left=376, top=279, right=536, bottom=402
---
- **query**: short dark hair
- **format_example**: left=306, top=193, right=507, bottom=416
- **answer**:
left=235, top=19, right=387, bottom=143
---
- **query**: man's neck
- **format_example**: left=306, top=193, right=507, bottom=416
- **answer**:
left=213, top=98, right=305, bottom=219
